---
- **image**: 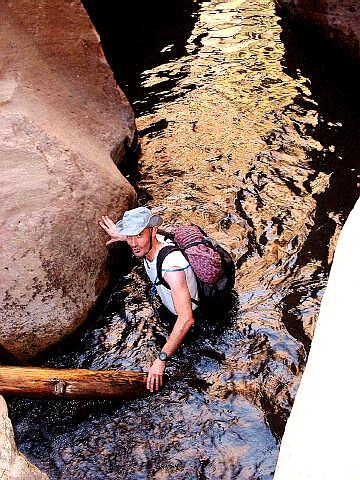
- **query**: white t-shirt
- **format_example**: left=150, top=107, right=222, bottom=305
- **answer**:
left=144, top=235, right=199, bottom=315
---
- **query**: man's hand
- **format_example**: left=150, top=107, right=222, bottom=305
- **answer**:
left=98, top=215, right=125, bottom=245
left=147, top=358, right=165, bottom=392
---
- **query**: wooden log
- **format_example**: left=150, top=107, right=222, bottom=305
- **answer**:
left=0, top=366, right=148, bottom=399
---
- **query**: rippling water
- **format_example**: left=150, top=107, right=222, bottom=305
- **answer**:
left=8, top=1, right=360, bottom=479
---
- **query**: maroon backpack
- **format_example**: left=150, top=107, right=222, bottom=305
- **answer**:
left=156, top=225, right=235, bottom=303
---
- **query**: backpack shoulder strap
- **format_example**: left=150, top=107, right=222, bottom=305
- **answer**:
left=156, top=245, right=180, bottom=289
left=155, top=243, right=201, bottom=307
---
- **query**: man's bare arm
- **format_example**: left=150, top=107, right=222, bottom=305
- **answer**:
left=146, top=268, right=194, bottom=392
left=161, top=269, right=195, bottom=356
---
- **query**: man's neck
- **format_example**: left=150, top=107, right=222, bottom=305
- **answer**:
left=145, top=236, right=162, bottom=262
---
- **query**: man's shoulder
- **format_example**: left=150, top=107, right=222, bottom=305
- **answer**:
left=160, top=246, right=188, bottom=270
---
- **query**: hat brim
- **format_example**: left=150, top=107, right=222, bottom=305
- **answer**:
left=115, top=214, right=162, bottom=237
left=148, top=214, right=163, bottom=228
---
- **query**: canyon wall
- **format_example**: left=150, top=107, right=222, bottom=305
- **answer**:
left=275, top=197, right=360, bottom=479
left=0, top=0, right=137, bottom=361
left=0, top=396, right=48, bottom=479
left=276, top=0, right=360, bottom=60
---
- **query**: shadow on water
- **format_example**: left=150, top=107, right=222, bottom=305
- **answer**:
left=280, top=8, right=360, bottom=239
left=6, top=2, right=360, bottom=479
left=82, top=0, right=204, bottom=116
left=275, top=11, right=360, bottom=351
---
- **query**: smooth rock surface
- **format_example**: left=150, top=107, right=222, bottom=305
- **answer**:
left=276, top=0, right=360, bottom=60
left=0, top=396, right=48, bottom=479
left=0, top=0, right=136, bottom=361
left=274, top=196, right=360, bottom=479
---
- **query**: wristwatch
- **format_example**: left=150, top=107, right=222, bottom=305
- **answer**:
left=158, top=351, right=169, bottom=362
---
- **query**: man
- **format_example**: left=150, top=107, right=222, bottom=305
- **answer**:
left=99, top=207, right=199, bottom=393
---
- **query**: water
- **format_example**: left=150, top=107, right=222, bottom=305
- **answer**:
left=8, top=1, right=360, bottom=479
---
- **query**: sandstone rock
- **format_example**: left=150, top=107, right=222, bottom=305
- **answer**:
left=0, top=0, right=137, bottom=361
left=274, top=197, right=360, bottom=479
left=276, top=0, right=360, bottom=60
left=0, top=396, right=48, bottom=479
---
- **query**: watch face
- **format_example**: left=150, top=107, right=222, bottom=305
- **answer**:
left=159, top=352, right=167, bottom=361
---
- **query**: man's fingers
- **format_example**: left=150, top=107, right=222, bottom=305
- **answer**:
left=102, top=216, right=115, bottom=228
left=147, top=373, right=152, bottom=392
left=147, top=373, right=163, bottom=392
left=99, top=220, right=110, bottom=232
left=100, top=216, right=109, bottom=227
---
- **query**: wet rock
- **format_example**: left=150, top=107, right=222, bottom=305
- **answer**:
left=0, top=396, right=48, bottom=479
left=276, top=0, right=360, bottom=60
left=0, top=0, right=137, bottom=360
left=274, top=197, right=360, bottom=479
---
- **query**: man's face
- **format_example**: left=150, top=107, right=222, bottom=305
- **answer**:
left=126, top=227, right=152, bottom=257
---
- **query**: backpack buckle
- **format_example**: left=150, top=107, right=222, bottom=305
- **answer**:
left=150, top=285, right=157, bottom=297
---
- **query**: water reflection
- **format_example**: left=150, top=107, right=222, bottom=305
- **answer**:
left=133, top=0, right=301, bottom=117
left=9, top=1, right=360, bottom=479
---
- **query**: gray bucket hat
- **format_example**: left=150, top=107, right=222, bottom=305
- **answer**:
left=115, top=207, right=162, bottom=236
